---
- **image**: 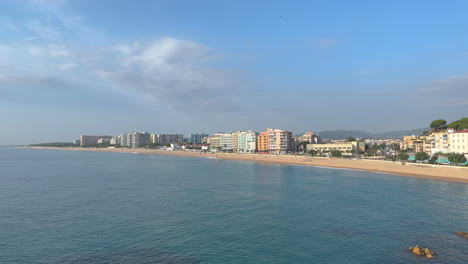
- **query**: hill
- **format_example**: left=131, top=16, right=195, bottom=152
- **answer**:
left=317, top=128, right=428, bottom=140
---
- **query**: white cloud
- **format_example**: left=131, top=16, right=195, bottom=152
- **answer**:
left=100, top=37, right=245, bottom=111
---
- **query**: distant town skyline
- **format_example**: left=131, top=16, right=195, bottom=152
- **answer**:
left=1, top=0, right=467, bottom=145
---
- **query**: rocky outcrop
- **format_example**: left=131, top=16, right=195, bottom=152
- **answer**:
left=408, top=245, right=436, bottom=259
left=455, top=231, right=468, bottom=239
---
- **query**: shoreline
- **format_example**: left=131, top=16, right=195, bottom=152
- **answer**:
left=19, top=146, right=468, bottom=183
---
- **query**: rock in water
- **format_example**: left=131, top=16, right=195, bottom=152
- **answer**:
left=455, top=231, right=468, bottom=239
left=411, top=245, right=424, bottom=256
left=408, top=245, right=436, bottom=259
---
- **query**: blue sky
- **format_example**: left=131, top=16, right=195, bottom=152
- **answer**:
left=1, top=0, right=467, bottom=144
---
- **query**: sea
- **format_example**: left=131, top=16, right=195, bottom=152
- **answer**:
left=0, top=146, right=467, bottom=264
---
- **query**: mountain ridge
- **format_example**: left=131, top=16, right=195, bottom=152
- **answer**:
left=307, top=128, right=428, bottom=140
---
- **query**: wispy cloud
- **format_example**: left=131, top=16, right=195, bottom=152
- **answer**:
left=315, top=38, right=339, bottom=48
left=419, top=73, right=468, bottom=106
left=26, top=20, right=62, bottom=40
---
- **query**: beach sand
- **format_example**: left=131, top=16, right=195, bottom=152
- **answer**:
left=21, top=147, right=468, bottom=183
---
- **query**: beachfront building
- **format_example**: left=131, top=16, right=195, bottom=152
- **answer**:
left=400, top=135, right=428, bottom=154
left=151, top=134, right=184, bottom=144
left=73, top=139, right=80, bottom=145
left=237, top=130, right=259, bottom=153
left=189, top=133, right=209, bottom=144
left=109, top=136, right=121, bottom=146
left=97, top=138, right=110, bottom=144
left=208, top=133, right=221, bottom=150
left=121, top=132, right=151, bottom=148
left=306, top=141, right=358, bottom=155
left=426, top=131, right=450, bottom=155
left=208, top=132, right=235, bottom=151
left=80, top=135, right=113, bottom=147
left=449, top=129, right=468, bottom=158
left=220, top=133, right=234, bottom=151
left=257, top=128, right=294, bottom=154
left=301, top=132, right=321, bottom=144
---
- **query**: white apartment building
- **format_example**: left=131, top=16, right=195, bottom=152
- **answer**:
left=449, top=129, right=468, bottom=158
left=237, top=130, right=258, bottom=153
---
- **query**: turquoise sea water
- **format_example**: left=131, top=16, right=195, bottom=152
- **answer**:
left=0, top=146, right=467, bottom=264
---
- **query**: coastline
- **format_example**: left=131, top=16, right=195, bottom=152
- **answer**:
left=20, top=146, right=468, bottom=183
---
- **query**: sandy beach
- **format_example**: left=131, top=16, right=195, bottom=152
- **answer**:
left=21, top=147, right=468, bottom=183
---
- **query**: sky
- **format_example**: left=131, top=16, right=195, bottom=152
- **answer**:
left=1, top=0, right=467, bottom=144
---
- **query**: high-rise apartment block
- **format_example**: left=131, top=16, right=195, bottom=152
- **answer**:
left=258, top=128, right=294, bottom=154
left=150, top=134, right=184, bottom=144
left=189, top=133, right=209, bottom=144
left=121, top=132, right=150, bottom=148
left=236, top=130, right=258, bottom=153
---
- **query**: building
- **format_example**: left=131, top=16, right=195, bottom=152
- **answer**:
left=306, top=141, right=358, bottom=155
left=133, top=132, right=151, bottom=148
left=400, top=135, right=428, bottom=153
left=209, top=133, right=221, bottom=150
left=80, top=135, right=112, bottom=147
left=449, top=129, right=468, bottom=158
left=219, top=133, right=234, bottom=151
left=121, top=132, right=150, bottom=148
left=258, top=128, right=294, bottom=154
left=109, top=136, right=121, bottom=146
left=189, top=133, right=209, bottom=144
left=301, top=132, right=321, bottom=144
left=97, top=138, right=110, bottom=144
left=73, top=139, right=80, bottom=145
left=208, top=132, right=235, bottom=151
left=237, top=130, right=258, bottom=153
left=426, top=131, right=450, bottom=155
left=151, top=134, right=184, bottom=144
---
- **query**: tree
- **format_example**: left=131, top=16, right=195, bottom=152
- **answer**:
left=346, top=137, right=356, bottom=142
left=378, top=143, right=387, bottom=150
left=415, top=152, right=429, bottom=162
left=448, top=118, right=468, bottom=131
left=447, top=153, right=467, bottom=164
left=389, top=143, right=400, bottom=151
left=428, top=155, right=438, bottom=164
left=331, top=150, right=342, bottom=157
left=308, top=149, right=317, bottom=156
left=430, top=119, right=447, bottom=129
left=398, top=153, right=409, bottom=161
left=298, top=141, right=309, bottom=150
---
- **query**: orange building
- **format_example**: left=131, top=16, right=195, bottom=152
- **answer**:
left=257, top=132, right=269, bottom=153
left=257, top=128, right=294, bottom=154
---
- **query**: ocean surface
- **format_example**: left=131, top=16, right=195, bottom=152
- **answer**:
left=1, top=146, right=467, bottom=264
